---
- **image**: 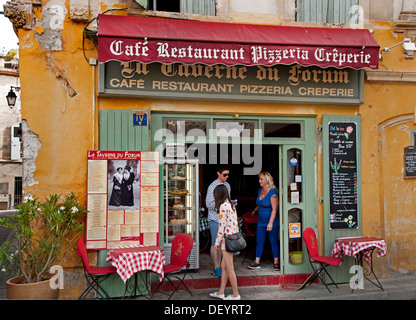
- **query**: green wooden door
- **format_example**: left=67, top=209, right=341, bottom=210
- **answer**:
left=280, top=117, right=316, bottom=274
left=97, top=109, right=149, bottom=298
left=322, top=114, right=362, bottom=283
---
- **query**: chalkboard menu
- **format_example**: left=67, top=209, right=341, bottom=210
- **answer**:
left=328, top=122, right=358, bottom=230
left=404, top=146, right=416, bottom=178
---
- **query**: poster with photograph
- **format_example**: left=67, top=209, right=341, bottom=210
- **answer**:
left=86, top=150, right=160, bottom=249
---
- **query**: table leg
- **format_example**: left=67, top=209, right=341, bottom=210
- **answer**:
left=122, top=271, right=152, bottom=299
left=362, top=248, right=384, bottom=291
left=351, top=249, right=383, bottom=292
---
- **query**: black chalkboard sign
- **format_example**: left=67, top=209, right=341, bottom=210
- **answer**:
left=328, top=122, right=358, bottom=230
left=404, top=146, right=416, bottom=178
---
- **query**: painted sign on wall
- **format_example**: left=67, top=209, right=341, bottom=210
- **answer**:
left=99, top=61, right=364, bottom=105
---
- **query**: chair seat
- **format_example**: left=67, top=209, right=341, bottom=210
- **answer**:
left=164, top=264, right=186, bottom=274
left=312, top=255, right=343, bottom=266
left=87, top=266, right=118, bottom=275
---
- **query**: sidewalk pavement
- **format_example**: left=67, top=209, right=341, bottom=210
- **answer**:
left=148, top=272, right=416, bottom=300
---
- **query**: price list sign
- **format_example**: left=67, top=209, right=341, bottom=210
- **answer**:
left=404, top=146, right=416, bottom=178
left=86, top=150, right=160, bottom=249
left=328, top=122, right=358, bottom=230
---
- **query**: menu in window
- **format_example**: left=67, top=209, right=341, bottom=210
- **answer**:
left=86, top=150, right=160, bottom=249
left=328, top=123, right=358, bottom=230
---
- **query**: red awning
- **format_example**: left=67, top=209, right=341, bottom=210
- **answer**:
left=98, top=14, right=379, bottom=69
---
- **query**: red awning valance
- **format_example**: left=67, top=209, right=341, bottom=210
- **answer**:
left=98, top=14, right=379, bottom=69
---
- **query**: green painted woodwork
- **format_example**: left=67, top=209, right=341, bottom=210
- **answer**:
left=151, top=113, right=316, bottom=275
left=322, top=114, right=362, bottom=284
left=97, top=109, right=149, bottom=298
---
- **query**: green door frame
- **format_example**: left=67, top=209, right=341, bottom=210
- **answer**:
left=150, top=113, right=316, bottom=275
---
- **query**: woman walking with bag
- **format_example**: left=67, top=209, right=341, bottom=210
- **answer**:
left=209, top=184, right=241, bottom=300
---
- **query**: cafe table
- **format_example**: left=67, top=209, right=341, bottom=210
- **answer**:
left=331, top=236, right=387, bottom=291
left=106, top=244, right=165, bottom=299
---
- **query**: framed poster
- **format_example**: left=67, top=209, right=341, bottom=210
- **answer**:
left=328, top=122, right=358, bottom=230
left=86, top=150, right=160, bottom=249
left=404, top=146, right=416, bottom=179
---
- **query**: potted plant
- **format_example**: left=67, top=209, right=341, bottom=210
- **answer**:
left=4, top=49, right=17, bottom=62
left=0, top=192, right=86, bottom=299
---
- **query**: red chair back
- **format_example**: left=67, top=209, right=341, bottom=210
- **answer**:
left=303, top=227, right=319, bottom=258
left=242, top=212, right=257, bottom=237
left=77, top=237, right=92, bottom=273
left=170, top=233, right=193, bottom=267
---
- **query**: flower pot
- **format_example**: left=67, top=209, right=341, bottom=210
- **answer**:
left=6, top=275, right=60, bottom=300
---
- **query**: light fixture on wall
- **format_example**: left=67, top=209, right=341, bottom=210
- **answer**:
left=6, top=86, right=20, bottom=108
left=379, top=38, right=416, bottom=61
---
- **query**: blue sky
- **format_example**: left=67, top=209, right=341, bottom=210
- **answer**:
left=0, top=0, right=19, bottom=55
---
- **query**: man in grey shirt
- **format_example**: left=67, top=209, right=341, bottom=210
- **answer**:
left=205, top=165, right=231, bottom=277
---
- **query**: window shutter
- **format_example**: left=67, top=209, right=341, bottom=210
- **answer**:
left=181, top=0, right=216, bottom=16
left=96, top=109, right=149, bottom=298
left=99, top=109, right=149, bottom=151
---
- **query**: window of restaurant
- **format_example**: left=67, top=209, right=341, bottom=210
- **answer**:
left=263, top=121, right=303, bottom=139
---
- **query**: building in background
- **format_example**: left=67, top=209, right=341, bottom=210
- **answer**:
left=0, top=53, right=22, bottom=209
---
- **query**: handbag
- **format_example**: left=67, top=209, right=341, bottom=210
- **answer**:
left=225, top=231, right=247, bottom=253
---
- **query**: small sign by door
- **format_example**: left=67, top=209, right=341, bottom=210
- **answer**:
left=404, top=146, right=416, bottom=178
left=289, top=223, right=301, bottom=238
left=133, top=110, right=148, bottom=126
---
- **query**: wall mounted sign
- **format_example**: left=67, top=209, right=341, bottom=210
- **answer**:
left=133, top=110, right=148, bottom=126
left=86, top=150, right=160, bottom=249
left=404, top=146, right=416, bottom=178
left=99, top=61, right=364, bottom=105
left=328, top=122, right=358, bottom=230
left=97, top=15, right=379, bottom=69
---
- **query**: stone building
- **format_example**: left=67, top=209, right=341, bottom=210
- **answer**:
left=4, top=0, right=416, bottom=298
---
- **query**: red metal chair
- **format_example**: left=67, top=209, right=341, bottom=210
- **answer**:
left=241, top=211, right=258, bottom=264
left=77, top=237, right=117, bottom=299
left=152, top=233, right=194, bottom=300
left=303, top=227, right=343, bottom=293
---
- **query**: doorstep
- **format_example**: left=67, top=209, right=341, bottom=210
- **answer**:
left=151, top=273, right=312, bottom=292
left=150, top=252, right=312, bottom=292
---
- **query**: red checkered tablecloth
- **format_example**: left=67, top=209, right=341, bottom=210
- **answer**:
left=106, top=245, right=165, bottom=283
left=331, top=236, right=387, bottom=265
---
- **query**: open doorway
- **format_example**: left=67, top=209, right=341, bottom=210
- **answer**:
left=199, top=144, right=279, bottom=214
left=197, top=143, right=280, bottom=272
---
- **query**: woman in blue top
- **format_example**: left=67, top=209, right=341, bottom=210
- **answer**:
left=248, top=172, right=280, bottom=271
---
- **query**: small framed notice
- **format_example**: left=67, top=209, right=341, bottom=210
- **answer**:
left=86, top=150, right=160, bottom=249
left=404, top=146, right=416, bottom=179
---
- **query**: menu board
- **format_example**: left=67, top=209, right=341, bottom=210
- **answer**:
left=86, top=150, right=160, bottom=249
left=328, top=122, right=358, bottom=230
left=404, top=146, right=416, bottom=178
